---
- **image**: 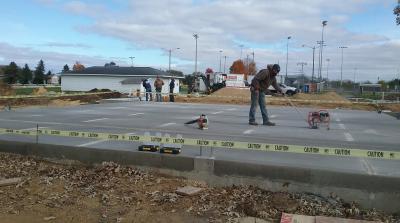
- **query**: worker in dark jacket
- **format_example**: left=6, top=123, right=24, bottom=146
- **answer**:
left=142, top=79, right=152, bottom=101
left=249, top=64, right=283, bottom=126
left=169, top=78, right=175, bottom=102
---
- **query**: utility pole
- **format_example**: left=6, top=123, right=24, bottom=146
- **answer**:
left=219, top=50, right=223, bottom=73
left=326, top=58, right=330, bottom=88
left=168, top=48, right=180, bottom=72
left=353, top=68, right=357, bottom=91
left=129, top=56, right=135, bottom=67
left=302, top=44, right=317, bottom=83
left=193, top=34, right=199, bottom=75
left=285, top=36, right=291, bottom=84
left=251, top=51, right=255, bottom=62
left=297, top=62, right=307, bottom=88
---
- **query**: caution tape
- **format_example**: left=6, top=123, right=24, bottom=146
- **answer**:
left=136, top=92, right=399, bottom=105
left=0, top=92, right=110, bottom=99
left=0, top=127, right=399, bottom=160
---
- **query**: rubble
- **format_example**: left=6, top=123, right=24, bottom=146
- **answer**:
left=0, top=152, right=398, bottom=223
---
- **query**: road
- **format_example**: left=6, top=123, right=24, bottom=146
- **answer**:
left=0, top=100, right=399, bottom=177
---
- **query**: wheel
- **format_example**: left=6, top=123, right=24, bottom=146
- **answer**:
left=286, top=91, right=294, bottom=96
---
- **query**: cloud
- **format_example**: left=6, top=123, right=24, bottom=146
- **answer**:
left=41, top=42, right=92, bottom=49
left=0, top=42, right=127, bottom=72
left=63, top=1, right=107, bottom=18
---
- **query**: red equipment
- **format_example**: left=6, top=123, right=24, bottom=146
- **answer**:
left=308, top=110, right=330, bottom=130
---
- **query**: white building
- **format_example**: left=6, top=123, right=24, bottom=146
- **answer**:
left=61, top=66, right=182, bottom=94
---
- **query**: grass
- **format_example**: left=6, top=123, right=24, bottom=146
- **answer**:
left=15, top=87, right=61, bottom=95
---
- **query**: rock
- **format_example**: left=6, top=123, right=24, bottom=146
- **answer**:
left=44, top=216, right=56, bottom=221
left=176, top=186, right=202, bottom=196
left=0, top=177, right=22, bottom=187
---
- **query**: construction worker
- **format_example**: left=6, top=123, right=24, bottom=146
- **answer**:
left=185, top=114, right=208, bottom=130
left=142, top=79, right=152, bottom=101
left=249, top=64, right=283, bottom=126
left=154, top=76, right=164, bottom=102
left=169, top=78, right=175, bottom=102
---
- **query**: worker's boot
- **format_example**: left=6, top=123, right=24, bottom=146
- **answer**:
left=263, top=121, right=276, bottom=126
left=248, top=121, right=258, bottom=126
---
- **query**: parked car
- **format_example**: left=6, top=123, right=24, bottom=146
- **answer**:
left=268, top=83, right=298, bottom=96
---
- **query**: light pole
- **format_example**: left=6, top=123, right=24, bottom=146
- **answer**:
left=129, top=56, right=135, bottom=67
left=285, top=36, right=291, bottom=83
left=239, top=44, right=244, bottom=59
left=224, top=56, right=227, bottom=73
left=318, top=21, right=328, bottom=82
left=168, top=48, right=180, bottom=72
left=193, top=34, right=199, bottom=75
left=339, top=46, right=348, bottom=88
left=297, top=62, right=307, bottom=88
left=251, top=51, right=255, bottom=62
left=302, top=44, right=317, bottom=83
left=219, top=50, right=223, bottom=72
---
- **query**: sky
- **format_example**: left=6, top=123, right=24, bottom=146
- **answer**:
left=0, top=0, right=399, bottom=82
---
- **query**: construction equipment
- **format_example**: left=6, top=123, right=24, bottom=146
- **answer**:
left=308, top=110, right=330, bottom=130
left=184, top=114, right=208, bottom=130
left=284, top=95, right=330, bottom=130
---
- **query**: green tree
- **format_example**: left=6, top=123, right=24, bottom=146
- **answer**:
left=18, top=64, right=32, bottom=84
left=4, top=62, right=19, bottom=84
left=45, top=70, right=52, bottom=84
left=33, top=59, right=45, bottom=84
left=168, top=69, right=184, bottom=77
left=62, top=64, right=70, bottom=72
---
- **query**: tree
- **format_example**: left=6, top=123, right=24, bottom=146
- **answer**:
left=33, top=59, right=45, bottom=84
left=395, top=1, right=400, bottom=25
left=168, top=69, right=184, bottom=77
left=62, top=64, right=70, bottom=73
left=73, top=61, right=85, bottom=71
left=45, top=71, right=53, bottom=84
left=18, top=64, right=32, bottom=84
left=3, top=62, right=19, bottom=84
left=229, top=59, right=245, bottom=74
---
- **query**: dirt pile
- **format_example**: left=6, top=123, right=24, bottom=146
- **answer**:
left=32, top=87, right=48, bottom=95
left=0, top=82, right=15, bottom=96
left=0, top=152, right=397, bottom=223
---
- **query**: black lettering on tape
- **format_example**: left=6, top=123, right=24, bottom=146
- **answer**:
left=88, top=133, right=99, bottom=138
left=151, top=137, right=162, bottom=142
left=275, top=145, right=289, bottom=151
left=221, top=141, right=234, bottom=148
left=304, top=147, right=320, bottom=154
left=21, top=131, right=30, bottom=135
left=51, top=130, right=60, bottom=135
left=128, top=135, right=140, bottom=141
left=6, top=129, right=14, bottom=133
left=108, top=134, right=119, bottom=140
left=69, top=132, right=79, bottom=137
left=335, top=149, right=351, bottom=156
left=173, top=138, right=184, bottom=144
left=197, top=140, right=210, bottom=146
left=367, top=151, right=384, bottom=158
left=248, top=143, right=261, bottom=149
left=390, top=153, right=395, bottom=159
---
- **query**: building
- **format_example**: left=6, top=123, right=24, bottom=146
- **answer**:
left=61, top=66, right=182, bottom=94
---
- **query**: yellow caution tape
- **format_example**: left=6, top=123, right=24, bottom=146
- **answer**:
left=0, top=127, right=398, bottom=160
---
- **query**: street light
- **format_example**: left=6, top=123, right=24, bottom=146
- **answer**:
left=167, top=48, right=180, bottom=72
left=219, top=50, right=223, bottom=72
left=318, top=21, right=328, bottom=82
left=339, top=46, right=348, bottom=88
left=128, top=56, right=135, bottom=67
left=224, top=56, right=227, bottom=73
left=193, top=34, right=199, bottom=75
left=239, top=44, right=244, bottom=59
left=302, top=44, right=317, bottom=83
left=353, top=68, right=357, bottom=91
left=285, top=36, right=292, bottom=83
